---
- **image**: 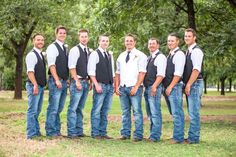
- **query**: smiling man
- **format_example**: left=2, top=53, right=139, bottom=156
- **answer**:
left=163, top=33, right=186, bottom=144
left=115, top=33, right=147, bottom=142
left=45, top=25, right=69, bottom=137
left=143, top=38, right=166, bottom=142
left=88, top=34, right=115, bottom=139
left=25, top=33, right=46, bottom=139
left=67, top=29, right=91, bottom=138
left=183, top=28, right=204, bottom=144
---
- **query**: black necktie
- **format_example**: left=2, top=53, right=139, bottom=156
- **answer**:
left=84, top=48, right=88, bottom=62
left=104, top=52, right=109, bottom=61
left=125, top=51, right=130, bottom=63
left=63, top=44, right=67, bottom=55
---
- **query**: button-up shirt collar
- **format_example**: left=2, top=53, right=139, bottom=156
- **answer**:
left=170, top=47, right=180, bottom=56
left=98, top=47, right=107, bottom=56
left=188, top=43, right=197, bottom=53
left=33, top=47, right=42, bottom=59
left=55, top=39, right=64, bottom=50
left=151, top=49, right=159, bottom=58
left=79, top=43, right=88, bottom=52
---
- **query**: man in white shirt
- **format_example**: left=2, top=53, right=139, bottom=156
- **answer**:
left=25, top=33, right=46, bottom=139
left=143, top=38, right=167, bottom=142
left=183, top=28, right=204, bottom=144
left=67, top=29, right=91, bottom=138
left=88, top=35, right=115, bottom=139
left=45, top=25, right=69, bottom=137
left=115, top=33, right=147, bottom=142
left=162, top=33, right=186, bottom=144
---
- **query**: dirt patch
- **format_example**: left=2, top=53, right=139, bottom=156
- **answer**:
left=108, top=115, right=236, bottom=123
left=202, top=96, right=236, bottom=101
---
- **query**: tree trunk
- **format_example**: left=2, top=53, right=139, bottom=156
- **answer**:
left=229, top=77, right=232, bottom=92
left=14, top=47, right=24, bottom=99
left=184, top=0, right=196, bottom=30
left=217, top=81, right=220, bottom=91
left=204, top=75, right=207, bottom=94
left=220, top=77, right=227, bottom=95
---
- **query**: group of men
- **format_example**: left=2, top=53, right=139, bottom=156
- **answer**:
left=25, top=25, right=204, bottom=144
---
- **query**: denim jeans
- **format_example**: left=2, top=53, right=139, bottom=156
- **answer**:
left=45, top=76, right=67, bottom=136
left=91, top=83, right=113, bottom=137
left=26, top=82, right=44, bottom=139
left=144, top=85, right=162, bottom=141
left=164, top=82, right=185, bottom=142
left=186, top=79, right=204, bottom=143
left=67, top=80, right=89, bottom=137
left=119, top=86, right=143, bottom=139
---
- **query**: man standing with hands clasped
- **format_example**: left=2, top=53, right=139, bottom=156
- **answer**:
left=115, top=33, right=147, bottom=142
left=183, top=28, right=204, bottom=144
left=143, top=38, right=166, bottom=142
left=45, top=26, right=69, bottom=137
left=88, top=34, right=115, bottom=139
left=162, top=33, right=186, bottom=144
left=25, top=33, right=46, bottom=139
left=67, top=29, right=91, bottom=138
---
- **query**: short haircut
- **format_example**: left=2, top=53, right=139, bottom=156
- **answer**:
left=99, top=34, right=109, bottom=41
left=32, top=33, right=44, bottom=41
left=168, top=32, right=180, bottom=40
left=125, top=33, right=137, bottom=41
left=149, top=37, right=160, bottom=44
left=185, top=28, right=197, bottom=37
left=78, top=28, right=89, bottom=36
left=55, top=25, right=67, bottom=34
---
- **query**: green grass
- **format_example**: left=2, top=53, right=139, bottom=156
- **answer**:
left=0, top=90, right=236, bottom=157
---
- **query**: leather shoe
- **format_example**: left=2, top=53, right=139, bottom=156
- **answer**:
left=118, top=136, right=130, bottom=140
left=169, top=139, right=184, bottom=144
left=78, top=134, right=89, bottom=137
left=101, top=135, right=113, bottom=139
left=133, top=138, right=142, bottom=142
left=92, top=136, right=102, bottom=139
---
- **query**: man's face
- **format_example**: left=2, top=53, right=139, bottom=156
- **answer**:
left=125, top=36, right=136, bottom=51
left=79, top=32, right=89, bottom=46
left=56, top=29, right=67, bottom=43
left=148, top=39, right=159, bottom=53
left=99, top=36, right=109, bottom=50
left=33, top=35, right=44, bottom=49
left=184, top=31, right=196, bottom=46
left=167, top=35, right=179, bottom=51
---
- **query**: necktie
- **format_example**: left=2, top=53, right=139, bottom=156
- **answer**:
left=104, top=52, right=109, bottom=61
left=63, top=44, right=67, bottom=55
left=84, top=48, right=88, bottom=62
left=125, top=51, right=130, bottom=63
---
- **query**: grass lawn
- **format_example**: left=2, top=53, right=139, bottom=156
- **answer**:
left=0, top=90, right=236, bottom=157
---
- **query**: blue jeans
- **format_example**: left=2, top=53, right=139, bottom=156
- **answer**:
left=26, top=82, right=44, bottom=139
left=164, top=82, right=185, bottom=142
left=186, top=80, right=204, bottom=143
left=119, top=86, right=143, bottom=139
left=144, top=85, right=162, bottom=141
left=45, top=77, right=67, bottom=136
left=91, top=83, right=113, bottom=137
left=67, top=80, right=89, bottom=137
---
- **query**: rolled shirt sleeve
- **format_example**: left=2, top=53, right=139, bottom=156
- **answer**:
left=154, top=54, right=167, bottom=77
left=173, top=51, right=186, bottom=77
left=46, top=44, right=59, bottom=68
left=138, top=53, right=147, bottom=73
left=87, top=51, right=99, bottom=76
left=116, top=55, right=121, bottom=74
left=191, top=48, right=204, bottom=72
left=68, top=46, right=80, bottom=69
left=26, top=52, right=37, bottom=73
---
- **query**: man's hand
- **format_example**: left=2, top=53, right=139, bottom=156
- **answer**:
left=150, top=86, right=157, bottom=97
left=33, top=84, right=38, bottom=95
left=130, top=86, right=138, bottom=96
left=185, top=84, right=191, bottom=96
left=55, top=80, right=62, bottom=89
left=165, top=86, right=172, bottom=96
left=95, top=84, right=103, bottom=93
left=75, top=80, right=82, bottom=90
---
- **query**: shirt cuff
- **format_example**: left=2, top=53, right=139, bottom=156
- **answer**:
left=69, top=65, right=76, bottom=69
left=48, top=63, right=55, bottom=68
left=193, top=66, right=201, bottom=72
left=88, top=71, right=96, bottom=76
left=27, top=69, right=34, bottom=73
left=174, top=71, right=182, bottom=77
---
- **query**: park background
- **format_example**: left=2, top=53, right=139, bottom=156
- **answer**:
left=0, top=0, right=236, bottom=157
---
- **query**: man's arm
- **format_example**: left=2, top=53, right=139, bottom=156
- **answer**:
left=27, top=72, right=38, bottom=95
left=130, top=72, right=146, bottom=96
left=185, top=69, right=200, bottom=96
left=49, top=65, right=62, bottom=89
left=151, top=76, right=164, bottom=96
left=115, top=73, right=121, bottom=95
left=165, top=76, right=181, bottom=96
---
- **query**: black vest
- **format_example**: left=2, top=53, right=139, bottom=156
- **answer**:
left=31, top=50, right=46, bottom=86
left=48, top=42, right=69, bottom=80
left=76, top=45, right=89, bottom=78
left=95, top=49, right=113, bottom=84
left=183, top=45, right=204, bottom=84
left=163, top=49, right=180, bottom=88
left=143, top=52, right=160, bottom=87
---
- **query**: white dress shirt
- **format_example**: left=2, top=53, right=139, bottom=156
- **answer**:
left=25, top=47, right=42, bottom=73
left=151, top=50, right=167, bottom=77
left=169, top=47, right=186, bottom=77
left=46, top=39, right=64, bottom=68
left=116, top=48, right=147, bottom=87
left=87, top=47, right=115, bottom=77
left=188, top=43, right=204, bottom=72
